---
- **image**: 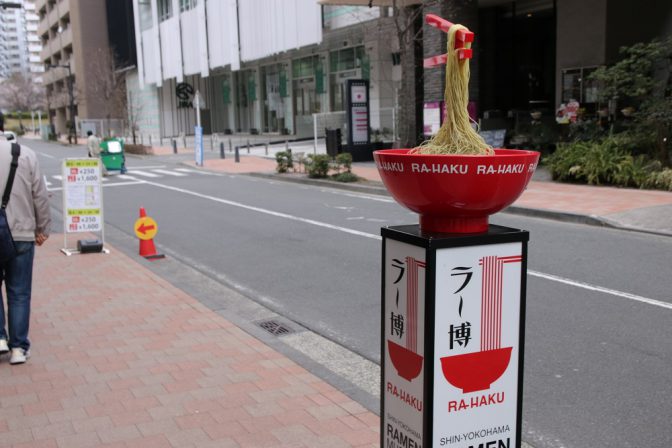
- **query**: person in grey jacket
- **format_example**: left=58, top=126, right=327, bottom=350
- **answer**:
left=0, top=139, right=51, bottom=364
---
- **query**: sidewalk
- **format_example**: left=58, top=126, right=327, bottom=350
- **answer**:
left=183, top=154, right=672, bottom=237
left=0, top=237, right=378, bottom=448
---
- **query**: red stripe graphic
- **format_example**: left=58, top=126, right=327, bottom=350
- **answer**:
left=479, top=255, right=521, bottom=351
left=405, top=257, right=425, bottom=353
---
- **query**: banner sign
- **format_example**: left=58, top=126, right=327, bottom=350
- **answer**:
left=62, top=159, right=102, bottom=233
left=195, top=125, right=204, bottom=167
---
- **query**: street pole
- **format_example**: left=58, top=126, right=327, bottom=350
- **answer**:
left=66, top=64, right=77, bottom=144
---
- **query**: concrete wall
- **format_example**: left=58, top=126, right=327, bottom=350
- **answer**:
left=70, top=0, right=111, bottom=119
left=555, top=0, right=607, bottom=105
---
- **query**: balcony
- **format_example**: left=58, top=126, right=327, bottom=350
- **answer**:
left=59, top=26, right=72, bottom=48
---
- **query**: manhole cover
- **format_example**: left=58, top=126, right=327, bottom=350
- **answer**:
left=256, top=319, right=294, bottom=336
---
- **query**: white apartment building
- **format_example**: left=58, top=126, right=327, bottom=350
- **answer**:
left=130, top=0, right=399, bottom=139
left=0, top=0, right=43, bottom=81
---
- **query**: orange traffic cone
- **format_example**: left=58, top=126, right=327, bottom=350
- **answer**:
left=137, top=207, right=165, bottom=260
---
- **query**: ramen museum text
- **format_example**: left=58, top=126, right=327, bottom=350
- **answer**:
left=376, top=162, right=537, bottom=174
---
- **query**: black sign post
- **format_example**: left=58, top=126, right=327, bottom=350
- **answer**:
left=345, top=79, right=370, bottom=150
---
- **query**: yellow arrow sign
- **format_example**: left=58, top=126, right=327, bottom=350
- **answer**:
left=134, top=216, right=158, bottom=240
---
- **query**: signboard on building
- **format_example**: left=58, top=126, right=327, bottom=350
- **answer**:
left=346, top=79, right=370, bottom=147
left=424, top=101, right=443, bottom=136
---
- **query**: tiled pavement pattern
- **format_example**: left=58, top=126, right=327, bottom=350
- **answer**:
left=0, top=238, right=379, bottom=448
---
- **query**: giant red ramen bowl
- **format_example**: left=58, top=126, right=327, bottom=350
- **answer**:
left=373, top=149, right=540, bottom=233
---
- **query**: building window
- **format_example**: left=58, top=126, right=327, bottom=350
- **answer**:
left=158, top=0, right=172, bottom=22
left=180, top=0, right=197, bottom=12
left=561, top=67, right=598, bottom=104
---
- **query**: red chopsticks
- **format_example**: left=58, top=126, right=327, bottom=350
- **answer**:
left=423, top=13, right=474, bottom=67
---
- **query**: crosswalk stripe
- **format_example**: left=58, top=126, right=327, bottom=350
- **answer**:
left=118, top=174, right=138, bottom=181
left=152, top=169, right=187, bottom=177
left=53, top=175, right=62, bottom=181
left=174, top=168, right=218, bottom=175
left=128, top=170, right=160, bottom=178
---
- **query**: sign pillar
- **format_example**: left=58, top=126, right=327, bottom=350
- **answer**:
left=194, top=90, right=205, bottom=166
left=345, top=79, right=370, bottom=149
left=381, top=225, right=527, bottom=448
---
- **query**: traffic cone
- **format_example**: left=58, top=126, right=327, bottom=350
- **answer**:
left=137, top=207, right=165, bottom=260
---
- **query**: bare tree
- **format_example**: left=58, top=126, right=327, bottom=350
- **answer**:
left=126, top=90, right=144, bottom=145
left=84, top=46, right=127, bottom=136
left=0, top=73, right=46, bottom=129
left=390, top=0, right=436, bottom=148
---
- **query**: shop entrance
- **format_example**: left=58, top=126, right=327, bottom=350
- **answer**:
left=261, top=65, right=285, bottom=133
left=479, top=0, right=556, bottom=116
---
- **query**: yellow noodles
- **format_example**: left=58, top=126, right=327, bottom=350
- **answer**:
left=413, top=24, right=493, bottom=156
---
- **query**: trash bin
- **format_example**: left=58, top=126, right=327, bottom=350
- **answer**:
left=100, top=138, right=127, bottom=173
left=325, top=128, right=342, bottom=157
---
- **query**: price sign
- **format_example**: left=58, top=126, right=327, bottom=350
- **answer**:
left=62, top=159, right=103, bottom=233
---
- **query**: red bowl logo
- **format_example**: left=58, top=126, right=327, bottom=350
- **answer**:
left=440, top=347, right=512, bottom=393
left=387, top=340, right=424, bottom=381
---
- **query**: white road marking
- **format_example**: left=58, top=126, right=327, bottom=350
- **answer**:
left=128, top=170, right=160, bottom=178
left=47, top=181, right=145, bottom=192
left=98, top=177, right=672, bottom=312
left=528, top=270, right=672, bottom=310
left=141, top=180, right=381, bottom=241
left=38, top=152, right=55, bottom=159
left=126, top=165, right=167, bottom=170
left=174, top=168, right=221, bottom=175
left=43, top=175, right=51, bottom=187
left=53, top=175, right=62, bottom=181
left=117, top=174, right=138, bottom=180
left=152, top=169, right=187, bottom=177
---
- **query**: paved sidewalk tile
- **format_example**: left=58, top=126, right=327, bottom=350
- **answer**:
left=0, top=237, right=379, bottom=447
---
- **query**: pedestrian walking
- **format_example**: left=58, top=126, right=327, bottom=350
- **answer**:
left=0, top=140, right=51, bottom=365
left=87, top=130, right=107, bottom=176
left=0, top=111, right=4, bottom=132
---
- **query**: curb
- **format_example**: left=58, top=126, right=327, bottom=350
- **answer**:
left=182, top=161, right=671, bottom=238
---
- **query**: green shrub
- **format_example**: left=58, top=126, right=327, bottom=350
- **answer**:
left=643, top=168, right=672, bottom=191
left=332, top=172, right=360, bottom=183
left=335, top=153, right=353, bottom=173
left=545, top=138, right=657, bottom=187
left=306, top=154, right=330, bottom=178
left=275, top=151, right=292, bottom=173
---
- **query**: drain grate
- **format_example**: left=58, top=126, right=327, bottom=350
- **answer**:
left=256, top=319, right=294, bottom=336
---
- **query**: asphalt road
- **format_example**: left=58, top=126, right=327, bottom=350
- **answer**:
left=27, top=138, right=672, bottom=448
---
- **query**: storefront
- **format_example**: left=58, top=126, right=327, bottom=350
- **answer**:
left=292, top=54, right=328, bottom=137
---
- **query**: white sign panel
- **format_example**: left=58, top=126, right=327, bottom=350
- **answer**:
left=351, top=106, right=369, bottom=144
left=62, top=159, right=103, bottom=233
left=351, top=85, right=367, bottom=103
left=383, top=239, right=426, bottom=448
left=433, top=242, right=523, bottom=448
left=195, top=126, right=204, bottom=166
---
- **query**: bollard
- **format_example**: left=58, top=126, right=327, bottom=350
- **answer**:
left=247, top=139, right=250, bottom=154
left=210, top=135, right=214, bottom=151
left=183, top=134, right=187, bottom=149
left=234, top=146, right=240, bottom=163
left=229, top=139, right=232, bottom=153
left=265, top=143, right=268, bottom=156
left=285, top=140, right=288, bottom=151
left=172, top=139, right=177, bottom=154
left=220, top=142, right=225, bottom=159
left=149, top=135, right=152, bottom=146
